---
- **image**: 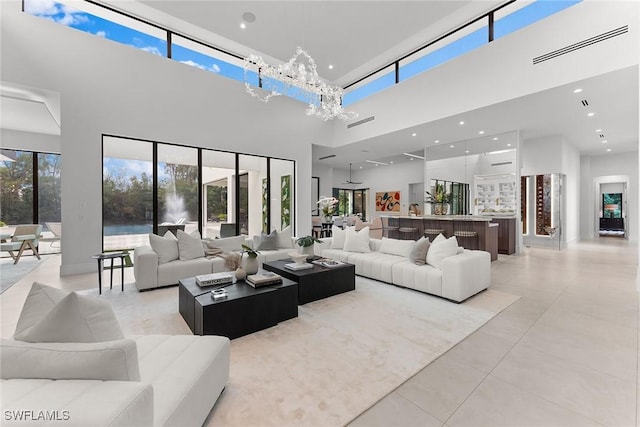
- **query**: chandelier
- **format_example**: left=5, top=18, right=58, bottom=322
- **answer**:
left=244, top=47, right=357, bottom=121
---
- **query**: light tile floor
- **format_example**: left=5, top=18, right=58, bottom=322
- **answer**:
left=1, top=237, right=637, bottom=426
left=350, top=237, right=639, bottom=427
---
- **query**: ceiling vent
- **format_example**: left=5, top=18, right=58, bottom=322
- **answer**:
left=491, top=161, right=513, bottom=166
left=318, top=154, right=336, bottom=160
left=347, top=115, right=375, bottom=129
left=533, top=25, right=628, bottom=65
left=581, top=99, right=589, bottom=107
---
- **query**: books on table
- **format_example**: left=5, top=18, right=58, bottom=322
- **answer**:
left=246, top=272, right=282, bottom=287
left=284, top=262, right=314, bottom=271
left=196, top=272, right=234, bottom=287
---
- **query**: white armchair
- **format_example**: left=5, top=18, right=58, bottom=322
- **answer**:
left=1, top=224, right=42, bottom=264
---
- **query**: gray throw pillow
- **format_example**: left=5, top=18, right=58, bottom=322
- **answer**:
left=255, top=230, right=278, bottom=251
left=410, top=236, right=430, bottom=265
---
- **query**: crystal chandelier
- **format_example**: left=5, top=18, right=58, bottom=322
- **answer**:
left=244, top=47, right=357, bottom=121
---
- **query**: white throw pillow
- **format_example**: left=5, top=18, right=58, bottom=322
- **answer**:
left=276, top=226, right=294, bottom=249
left=426, top=235, right=459, bottom=269
left=379, top=237, right=415, bottom=258
left=410, top=236, right=430, bottom=265
left=149, top=231, right=179, bottom=264
left=330, top=226, right=348, bottom=249
left=255, top=230, right=278, bottom=250
left=13, top=282, right=69, bottom=339
left=210, top=235, right=245, bottom=252
left=1, top=339, right=140, bottom=381
left=343, top=226, right=371, bottom=253
left=432, top=233, right=446, bottom=245
left=177, top=229, right=205, bottom=260
left=15, top=292, right=124, bottom=343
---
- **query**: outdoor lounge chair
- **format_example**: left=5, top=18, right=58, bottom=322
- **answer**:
left=1, top=224, right=42, bottom=264
left=45, top=222, right=62, bottom=248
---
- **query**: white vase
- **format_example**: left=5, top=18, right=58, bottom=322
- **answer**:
left=299, top=245, right=314, bottom=259
left=243, top=255, right=259, bottom=275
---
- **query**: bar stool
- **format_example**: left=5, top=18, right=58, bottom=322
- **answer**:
left=453, top=230, right=479, bottom=250
left=424, top=228, right=445, bottom=240
left=381, top=217, right=399, bottom=239
left=398, top=227, right=419, bottom=240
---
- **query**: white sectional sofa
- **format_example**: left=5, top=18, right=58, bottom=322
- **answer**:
left=1, top=283, right=230, bottom=427
left=317, top=231, right=490, bottom=302
left=134, top=230, right=295, bottom=291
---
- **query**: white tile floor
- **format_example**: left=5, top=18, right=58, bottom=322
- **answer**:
left=350, top=236, right=639, bottom=427
left=1, top=236, right=637, bottom=426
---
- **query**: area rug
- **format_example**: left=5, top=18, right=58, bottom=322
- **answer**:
left=0, top=257, right=45, bottom=294
left=89, top=277, right=518, bottom=427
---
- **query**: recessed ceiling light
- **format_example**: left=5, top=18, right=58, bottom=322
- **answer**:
left=606, top=148, right=612, bottom=152
left=375, top=164, right=378, bottom=166
left=459, top=121, right=465, bottom=125
left=240, top=22, right=246, bottom=29
left=573, top=88, right=583, bottom=93
left=507, top=143, right=512, bottom=147
left=434, top=140, right=440, bottom=143
left=602, top=140, right=608, bottom=143
left=359, top=166, right=362, bottom=169
left=390, top=161, right=394, bottom=164
left=478, top=130, right=485, bottom=135
left=465, top=150, right=470, bottom=154
left=328, top=64, right=334, bottom=70
left=412, top=133, right=417, bottom=137
left=493, top=137, right=499, bottom=141
left=410, top=158, right=414, bottom=160
left=450, top=145, right=455, bottom=148
left=587, top=112, right=595, bottom=117
left=595, top=129, right=602, bottom=132
left=403, top=152, right=425, bottom=160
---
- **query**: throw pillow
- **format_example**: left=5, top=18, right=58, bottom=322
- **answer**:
left=16, top=292, right=124, bottom=343
left=210, top=235, right=245, bottom=252
left=13, top=282, right=69, bottom=339
left=1, top=339, right=141, bottom=381
left=276, top=226, right=294, bottom=249
left=149, top=231, right=179, bottom=264
left=379, top=237, right=415, bottom=258
left=330, top=226, right=347, bottom=249
left=255, top=230, right=278, bottom=251
left=177, top=229, right=205, bottom=260
left=426, top=235, right=459, bottom=269
left=410, top=236, right=430, bottom=265
left=343, top=226, right=371, bottom=253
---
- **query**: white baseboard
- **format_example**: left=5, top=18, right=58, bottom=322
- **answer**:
left=60, top=261, right=95, bottom=276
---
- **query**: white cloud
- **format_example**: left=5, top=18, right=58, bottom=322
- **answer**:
left=179, top=60, right=206, bottom=70
left=95, top=30, right=106, bottom=38
left=24, top=0, right=58, bottom=16
left=25, top=0, right=89, bottom=27
left=211, top=64, right=221, bottom=73
left=140, top=46, right=163, bottom=56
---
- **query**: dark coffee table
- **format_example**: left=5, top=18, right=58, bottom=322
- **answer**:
left=178, top=276, right=298, bottom=339
left=262, top=259, right=355, bottom=304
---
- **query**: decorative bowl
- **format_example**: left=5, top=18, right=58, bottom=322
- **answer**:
left=288, top=252, right=308, bottom=264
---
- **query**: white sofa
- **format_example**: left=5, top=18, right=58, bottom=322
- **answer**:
left=317, top=235, right=490, bottom=302
left=134, top=231, right=295, bottom=291
left=1, top=283, right=230, bottom=426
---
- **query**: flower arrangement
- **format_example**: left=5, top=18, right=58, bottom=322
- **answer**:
left=317, top=196, right=338, bottom=217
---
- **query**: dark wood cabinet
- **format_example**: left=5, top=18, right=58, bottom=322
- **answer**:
left=600, top=217, right=624, bottom=231
left=491, top=218, right=516, bottom=255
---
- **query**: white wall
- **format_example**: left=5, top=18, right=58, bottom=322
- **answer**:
left=0, top=129, right=61, bottom=153
left=581, top=152, right=639, bottom=241
left=2, top=3, right=329, bottom=274
left=332, top=1, right=638, bottom=148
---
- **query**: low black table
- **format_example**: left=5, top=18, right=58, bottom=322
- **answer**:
left=178, top=276, right=298, bottom=339
left=263, top=259, right=355, bottom=305
left=91, top=252, right=126, bottom=295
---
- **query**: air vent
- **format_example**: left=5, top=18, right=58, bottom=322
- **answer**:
left=491, top=161, right=512, bottom=166
left=318, top=154, right=336, bottom=160
left=599, top=134, right=605, bottom=139
left=347, top=115, right=375, bottom=129
left=533, top=25, right=628, bottom=65
left=581, top=99, right=589, bottom=107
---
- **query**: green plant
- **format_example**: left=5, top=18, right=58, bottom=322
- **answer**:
left=296, top=235, right=322, bottom=248
left=425, top=183, right=451, bottom=204
left=241, top=244, right=260, bottom=258
left=0, top=221, right=6, bottom=227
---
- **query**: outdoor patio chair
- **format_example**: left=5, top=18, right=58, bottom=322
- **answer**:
left=45, top=221, right=62, bottom=248
left=1, top=224, right=42, bottom=264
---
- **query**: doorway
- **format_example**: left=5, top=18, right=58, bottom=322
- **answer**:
left=594, top=176, right=629, bottom=239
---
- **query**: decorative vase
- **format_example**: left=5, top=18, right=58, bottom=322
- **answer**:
left=299, top=244, right=314, bottom=259
left=323, top=215, right=332, bottom=223
left=234, top=267, right=247, bottom=281
left=433, top=203, right=449, bottom=215
left=243, top=255, right=259, bottom=275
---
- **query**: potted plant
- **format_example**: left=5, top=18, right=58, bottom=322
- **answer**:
left=317, top=196, right=338, bottom=222
left=296, top=235, right=322, bottom=259
left=241, top=244, right=260, bottom=275
left=425, top=183, right=451, bottom=215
